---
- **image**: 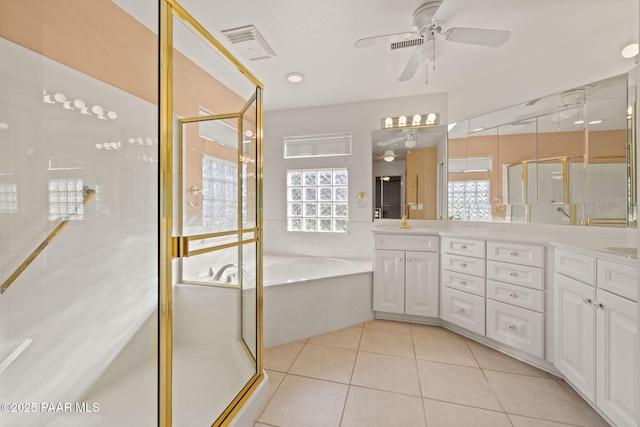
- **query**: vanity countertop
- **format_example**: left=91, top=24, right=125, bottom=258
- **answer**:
left=373, top=225, right=638, bottom=263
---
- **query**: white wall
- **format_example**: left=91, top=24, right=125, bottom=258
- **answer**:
left=263, top=92, right=447, bottom=258
left=447, top=14, right=638, bottom=122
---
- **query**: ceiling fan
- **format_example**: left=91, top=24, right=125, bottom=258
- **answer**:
left=376, top=129, right=418, bottom=148
left=354, top=0, right=511, bottom=82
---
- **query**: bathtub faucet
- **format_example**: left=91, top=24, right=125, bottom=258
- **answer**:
left=213, top=264, right=237, bottom=282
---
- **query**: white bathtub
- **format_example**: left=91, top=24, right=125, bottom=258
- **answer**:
left=263, top=255, right=371, bottom=286
left=261, top=255, right=373, bottom=347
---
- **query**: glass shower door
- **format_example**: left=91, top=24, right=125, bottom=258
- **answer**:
left=166, top=5, right=263, bottom=426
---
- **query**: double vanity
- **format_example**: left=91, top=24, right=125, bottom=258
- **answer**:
left=372, top=223, right=638, bottom=427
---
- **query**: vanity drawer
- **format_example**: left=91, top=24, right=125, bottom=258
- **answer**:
left=442, top=269, right=486, bottom=297
left=440, top=287, right=485, bottom=336
left=442, top=253, right=486, bottom=278
left=486, top=299, right=544, bottom=359
left=554, top=248, right=596, bottom=285
left=487, top=279, right=544, bottom=312
left=487, top=260, right=544, bottom=290
left=441, top=237, right=485, bottom=258
left=597, top=259, right=637, bottom=302
left=487, top=241, right=544, bottom=268
left=375, top=234, right=439, bottom=252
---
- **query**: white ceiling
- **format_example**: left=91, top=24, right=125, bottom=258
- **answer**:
left=173, top=0, right=638, bottom=112
left=112, top=0, right=638, bottom=112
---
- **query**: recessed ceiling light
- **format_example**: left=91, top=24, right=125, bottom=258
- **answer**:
left=621, top=43, right=639, bottom=59
left=589, top=120, right=603, bottom=125
left=286, top=72, right=305, bottom=83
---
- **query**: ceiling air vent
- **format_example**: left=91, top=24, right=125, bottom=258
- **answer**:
left=221, top=25, right=276, bottom=61
left=390, top=38, right=424, bottom=50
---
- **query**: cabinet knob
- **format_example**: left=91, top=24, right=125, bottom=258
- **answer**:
left=507, top=324, right=516, bottom=330
left=459, top=280, right=466, bottom=286
left=407, top=258, right=412, bottom=262
left=509, top=292, right=515, bottom=298
left=460, top=263, right=467, bottom=268
left=593, top=302, right=604, bottom=309
left=457, top=307, right=465, bottom=313
left=582, top=298, right=592, bottom=304
left=509, top=271, right=517, bottom=277
left=510, top=251, right=518, bottom=256
left=398, top=258, right=403, bottom=261
left=461, top=245, right=467, bottom=249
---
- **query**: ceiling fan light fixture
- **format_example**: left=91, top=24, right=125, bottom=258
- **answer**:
left=621, top=43, right=639, bottom=59
left=383, top=149, right=395, bottom=162
left=286, top=72, right=305, bottom=83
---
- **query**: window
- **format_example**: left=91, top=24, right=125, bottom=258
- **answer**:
left=448, top=180, right=491, bottom=221
left=287, top=168, right=348, bottom=232
left=202, top=155, right=243, bottom=232
left=0, top=183, right=17, bottom=213
left=48, top=178, right=84, bottom=220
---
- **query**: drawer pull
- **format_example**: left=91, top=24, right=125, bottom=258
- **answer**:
left=457, top=307, right=465, bottom=313
left=459, top=280, right=466, bottom=286
left=509, top=292, right=515, bottom=298
left=582, top=298, right=592, bottom=304
left=460, top=263, right=467, bottom=268
left=509, top=272, right=517, bottom=277
left=510, top=251, right=518, bottom=256
left=507, top=324, right=516, bottom=330
left=461, top=245, right=467, bottom=249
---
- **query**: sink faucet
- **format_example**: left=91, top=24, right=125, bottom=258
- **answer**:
left=213, top=264, right=237, bottom=282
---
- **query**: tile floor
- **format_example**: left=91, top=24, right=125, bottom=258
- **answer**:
left=256, top=319, right=610, bottom=427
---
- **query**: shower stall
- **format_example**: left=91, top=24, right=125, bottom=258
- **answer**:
left=0, top=1, right=264, bottom=426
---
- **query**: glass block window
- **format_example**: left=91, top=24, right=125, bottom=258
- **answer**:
left=202, top=155, right=241, bottom=232
left=0, top=183, right=17, bottom=213
left=447, top=180, right=491, bottom=221
left=48, top=178, right=84, bottom=220
left=287, top=168, right=348, bottom=232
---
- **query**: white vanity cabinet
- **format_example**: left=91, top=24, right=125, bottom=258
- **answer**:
left=485, top=241, right=545, bottom=359
left=440, top=237, right=486, bottom=336
left=554, top=248, right=638, bottom=427
left=373, top=233, right=439, bottom=317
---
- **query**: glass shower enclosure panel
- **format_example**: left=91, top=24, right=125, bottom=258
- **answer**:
left=170, top=8, right=262, bottom=426
left=0, top=1, right=159, bottom=426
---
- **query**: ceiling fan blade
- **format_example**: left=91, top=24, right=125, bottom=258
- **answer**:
left=377, top=135, right=406, bottom=147
left=433, top=0, right=469, bottom=23
left=398, top=46, right=424, bottom=81
left=354, top=31, right=416, bottom=48
left=444, top=27, right=511, bottom=47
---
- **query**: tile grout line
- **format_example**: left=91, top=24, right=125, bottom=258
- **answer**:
left=410, top=326, right=430, bottom=426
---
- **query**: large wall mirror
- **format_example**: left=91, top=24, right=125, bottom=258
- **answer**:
left=372, top=125, right=447, bottom=220
left=448, top=70, right=637, bottom=227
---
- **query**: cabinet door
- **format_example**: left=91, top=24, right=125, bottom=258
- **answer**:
left=373, top=249, right=405, bottom=314
left=554, top=273, right=596, bottom=401
left=405, top=251, right=438, bottom=317
left=596, top=289, right=637, bottom=427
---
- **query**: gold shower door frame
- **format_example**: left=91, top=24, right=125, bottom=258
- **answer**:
left=159, top=1, right=264, bottom=426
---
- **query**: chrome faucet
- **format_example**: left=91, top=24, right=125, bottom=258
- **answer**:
left=213, top=264, right=237, bottom=282
left=556, top=207, right=570, bottom=219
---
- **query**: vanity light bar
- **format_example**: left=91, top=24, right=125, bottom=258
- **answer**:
left=382, top=113, right=438, bottom=129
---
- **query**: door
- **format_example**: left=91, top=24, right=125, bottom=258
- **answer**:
left=373, top=249, right=405, bottom=314
left=405, top=251, right=439, bottom=317
left=554, top=273, right=596, bottom=401
left=596, top=289, right=637, bottom=427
